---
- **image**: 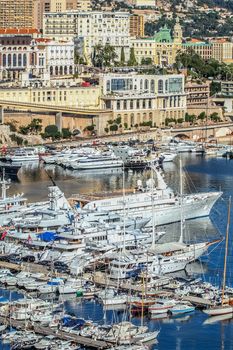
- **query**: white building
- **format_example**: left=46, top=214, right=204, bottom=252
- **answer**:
left=43, top=11, right=131, bottom=60
left=36, top=38, right=75, bottom=76
left=100, top=73, right=187, bottom=127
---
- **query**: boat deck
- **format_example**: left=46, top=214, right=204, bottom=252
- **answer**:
left=69, top=188, right=135, bottom=205
left=182, top=295, right=214, bottom=307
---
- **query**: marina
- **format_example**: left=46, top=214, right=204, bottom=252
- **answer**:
left=0, top=141, right=232, bottom=349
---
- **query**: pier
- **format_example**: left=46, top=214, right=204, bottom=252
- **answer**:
left=0, top=316, right=111, bottom=349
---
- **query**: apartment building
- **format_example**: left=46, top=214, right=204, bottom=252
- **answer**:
left=43, top=11, right=131, bottom=60
left=0, top=0, right=35, bottom=29
left=129, top=14, right=144, bottom=38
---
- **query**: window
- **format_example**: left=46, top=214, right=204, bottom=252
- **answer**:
left=130, top=113, right=134, bottom=126
left=106, top=80, right=110, bottom=92
left=3, top=54, right=6, bottom=67
left=140, top=79, right=143, bottom=90
left=23, top=53, right=27, bottom=66
left=117, top=100, right=121, bottom=110
left=148, top=100, right=152, bottom=108
left=130, top=100, right=134, bottom=109
left=18, top=54, right=22, bottom=67
left=144, top=79, right=148, bottom=90
left=8, top=54, right=12, bottom=67
left=123, top=100, right=127, bottom=109
left=158, top=79, right=163, bottom=93
left=150, top=80, right=155, bottom=93
left=13, top=54, right=17, bottom=67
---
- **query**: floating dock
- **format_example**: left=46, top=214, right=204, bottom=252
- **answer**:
left=0, top=316, right=111, bottom=349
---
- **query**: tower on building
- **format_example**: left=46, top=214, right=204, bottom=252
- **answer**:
left=173, top=17, right=182, bottom=44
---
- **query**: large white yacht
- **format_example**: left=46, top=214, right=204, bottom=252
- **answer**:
left=108, top=239, right=218, bottom=279
left=72, top=154, right=123, bottom=170
left=83, top=167, right=222, bottom=226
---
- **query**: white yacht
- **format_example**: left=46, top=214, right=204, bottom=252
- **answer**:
left=72, top=154, right=123, bottom=170
left=0, top=174, right=27, bottom=225
left=108, top=239, right=218, bottom=279
left=8, top=185, right=74, bottom=229
left=83, top=167, right=222, bottom=226
left=7, top=148, right=40, bottom=162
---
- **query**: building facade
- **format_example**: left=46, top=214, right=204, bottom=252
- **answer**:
left=0, top=35, right=46, bottom=80
left=100, top=73, right=186, bottom=127
left=132, top=19, right=182, bottom=66
left=43, top=11, right=131, bottom=60
left=129, top=14, right=144, bottom=38
left=0, top=0, right=35, bottom=29
left=35, top=38, right=75, bottom=76
left=185, top=81, right=210, bottom=107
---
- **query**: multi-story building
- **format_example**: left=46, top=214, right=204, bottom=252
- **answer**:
left=34, top=0, right=51, bottom=31
left=0, top=0, right=35, bottom=29
left=131, top=19, right=182, bottom=66
left=185, top=81, right=210, bottom=107
left=76, top=0, right=91, bottom=11
left=129, top=14, right=144, bottom=38
left=35, top=38, right=75, bottom=76
left=182, top=38, right=233, bottom=64
left=0, top=34, right=46, bottom=80
left=33, top=0, right=79, bottom=31
left=0, top=30, right=75, bottom=80
left=100, top=73, right=186, bottom=127
left=43, top=11, right=131, bottom=60
left=43, top=12, right=78, bottom=40
left=211, top=39, right=233, bottom=64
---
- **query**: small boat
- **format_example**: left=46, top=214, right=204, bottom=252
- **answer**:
left=169, top=303, right=195, bottom=315
left=149, top=299, right=177, bottom=315
left=0, top=324, right=7, bottom=332
left=134, top=330, right=160, bottom=344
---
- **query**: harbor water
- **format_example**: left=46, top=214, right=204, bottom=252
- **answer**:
left=1, top=153, right=233, bottom=350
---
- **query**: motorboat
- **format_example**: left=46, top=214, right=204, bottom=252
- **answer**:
left=7, top=148, right=40, bottom=163
left=169, top=303, right=195, bottom=315
left=72, top=154, right=123, bottom=170
left=149, top=299, right=177, bottom=315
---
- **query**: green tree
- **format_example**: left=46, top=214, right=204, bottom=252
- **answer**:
left=19, top=126, right=29, bottom=135
left=120, top=47, right=125, bottom=65
left=62, top=128, right=72, bottom=139
left=185, top=113, right=196, bottom=124
left=92, top=44, right=117, bottom=67
left=29, top=118, right=42, bottom=133
left=128, top=48, right=137, bottom=66
left=104, top=127, right=109, bottom=133
left=209, top=112, right=221, bottom=122
left=115, top=116, right=122, bottom=125
left=43, top=124, right=61, bottom=140
left=198, top=112, right=206, bottom=121
left=141, top=57, right=153, bottom=65
left=109, top=124, right=118, bottom=133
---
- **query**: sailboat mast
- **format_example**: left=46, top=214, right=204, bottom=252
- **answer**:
left=221, top=196, right=231, bottom=305
left=179, top=157, right=184, bottom=243
left=151, top=164, right=155, bottom=249
left=122, top=162, right=126, bottom=253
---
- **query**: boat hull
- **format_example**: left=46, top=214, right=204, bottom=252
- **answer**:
left=203, top=306, right=233, bottom=316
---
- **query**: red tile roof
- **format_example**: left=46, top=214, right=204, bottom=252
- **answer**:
left=0, top=28, right=39, bottom=35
